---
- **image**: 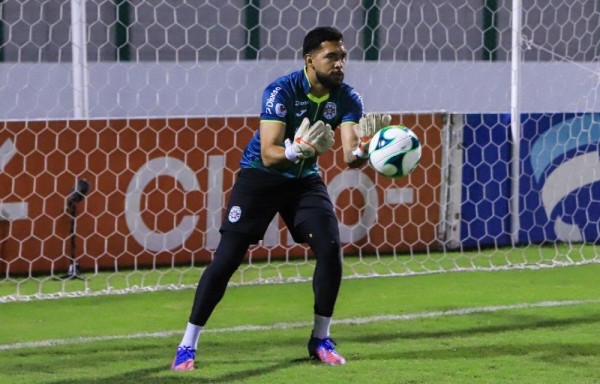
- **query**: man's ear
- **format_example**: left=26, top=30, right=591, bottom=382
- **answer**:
left=305, top=54, right=314, bottom=69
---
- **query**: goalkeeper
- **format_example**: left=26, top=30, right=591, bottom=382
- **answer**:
left=171, top=26, right=391, bottom=370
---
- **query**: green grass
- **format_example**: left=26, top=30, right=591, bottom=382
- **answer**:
left=1, top=262, right=599, bottom=383
left=2, top=244, right=597, bottom=300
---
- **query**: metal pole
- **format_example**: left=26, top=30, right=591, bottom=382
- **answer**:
left=245, top=0, right=260, bottom=60
left=510, top=0, right=522, bottom=244
left=71, top=0, right=89, bottom=118
left=0, top=0, right=4, bottom=62
left=363, top=0, right=380, bottom=61
left=482, top=0, right=498, bottom=61
left=115, top=0, right=130, bottom=61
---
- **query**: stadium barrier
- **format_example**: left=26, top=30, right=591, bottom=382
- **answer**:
left=0, top=113, right=444, bottom=275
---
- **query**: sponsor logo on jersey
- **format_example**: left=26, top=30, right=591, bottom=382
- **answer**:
left=323, top=102, right=337, bottom=119
left=296, top=109, right=307, bottom=117
left=228, top=206, right=242, bottom=223
left=275, top=103, right=287, bottom=117
left=265, top=86, right=282, bottom=114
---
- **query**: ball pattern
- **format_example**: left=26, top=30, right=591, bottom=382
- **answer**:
left=368, top=126, right=421, bottom=178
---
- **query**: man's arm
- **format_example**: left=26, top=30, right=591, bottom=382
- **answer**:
left=340, top=122, right=367, bottom=168
left=261, top=118, right=335, bottom=167
left=260, top=121, right=288, bottom=168
left=340, top=113, right=392, bottom=169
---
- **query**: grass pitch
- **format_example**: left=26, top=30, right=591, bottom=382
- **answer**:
left=0, top=263, right=599, bottom=383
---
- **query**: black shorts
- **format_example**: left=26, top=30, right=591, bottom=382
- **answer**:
left=220, top=168, right=337, bottom=243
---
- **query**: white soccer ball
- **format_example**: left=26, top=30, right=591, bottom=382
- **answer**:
left=368, top=125, right=422, bottom=178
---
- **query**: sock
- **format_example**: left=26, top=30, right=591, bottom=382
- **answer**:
left=312, top=314, right=332, bottom=339
left=179, top=322, right=203, bottom=350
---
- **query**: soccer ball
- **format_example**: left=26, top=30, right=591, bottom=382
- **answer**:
left=368, top=125, right=422, bottom=178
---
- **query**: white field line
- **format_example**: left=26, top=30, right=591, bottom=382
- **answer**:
left=1, top=298, right=598, bottom=351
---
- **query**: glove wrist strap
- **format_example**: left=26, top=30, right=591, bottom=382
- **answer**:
left=284, top=140, right=299, bottom=162
left=352, top=146, right=368, bottom=159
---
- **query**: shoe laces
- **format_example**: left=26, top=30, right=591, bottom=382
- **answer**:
left=319, top=337, right=337, bottom=351
left=177, top=346, right=196, bottom=359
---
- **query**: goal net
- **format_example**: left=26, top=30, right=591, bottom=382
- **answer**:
left=0, top=0, right=598, bottom=302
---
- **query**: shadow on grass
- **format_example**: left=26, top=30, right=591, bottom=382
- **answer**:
left=346, top=312, right=600, bottom=344
left=16, top=313, right=600, bottom=383
left=47, top=360, right=307, bottom=384
left=344, top=312, right=600, bottom=367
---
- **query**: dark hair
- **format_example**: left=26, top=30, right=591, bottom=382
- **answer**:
left=302, top=27, right=343, bottom=56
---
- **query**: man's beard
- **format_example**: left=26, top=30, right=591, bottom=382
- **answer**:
left=315, top=69, right=343, bottom=90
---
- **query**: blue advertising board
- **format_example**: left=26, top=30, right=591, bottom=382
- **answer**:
left=520, top=113, right=600, bottom=244
left=460, top=114, right=512, bottom=247
left=460, top=113, right=600, bottom=247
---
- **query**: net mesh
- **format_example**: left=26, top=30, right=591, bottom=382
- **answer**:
left=0, top=0, right=598, bottom=302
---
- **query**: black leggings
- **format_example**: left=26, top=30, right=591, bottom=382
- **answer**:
left=188, top=215, right=342, bottom=326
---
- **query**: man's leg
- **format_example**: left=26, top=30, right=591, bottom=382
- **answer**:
left=296, top=215, right=346, bottom=365
left=303, top=215, right=342, bottom=320
left=189, top=231, right=253, bottom=326
left=172, top=231, right=252, bottom=371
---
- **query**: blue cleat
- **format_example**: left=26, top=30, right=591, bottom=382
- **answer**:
left=308, top=335, right=346, bottom=365
left=171, top=346, right=196, bottom=371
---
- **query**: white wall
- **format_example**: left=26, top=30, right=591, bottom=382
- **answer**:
left=1, top=61, right=598, bottom=120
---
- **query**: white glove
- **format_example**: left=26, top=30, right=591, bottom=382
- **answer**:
left=352, top=113, right=392, bottom=158
left=284, top=118, right=334, bottom=162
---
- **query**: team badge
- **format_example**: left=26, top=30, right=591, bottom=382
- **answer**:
left=275, top=103, right=287, bottom=118
left=323, top=102, right=337, bottom=119
left=228, top=206, right=242, bottom=223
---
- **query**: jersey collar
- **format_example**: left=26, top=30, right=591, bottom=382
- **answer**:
left=302, top=66, right=312, bottom=94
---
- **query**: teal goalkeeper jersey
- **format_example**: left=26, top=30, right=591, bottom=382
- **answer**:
left=240, top=67, right=364, bottom=178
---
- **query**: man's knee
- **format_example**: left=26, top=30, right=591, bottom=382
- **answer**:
left=208, top=231, right=253, bottom=276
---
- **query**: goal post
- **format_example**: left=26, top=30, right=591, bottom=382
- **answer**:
left=0, top=1, right=599, bottom=302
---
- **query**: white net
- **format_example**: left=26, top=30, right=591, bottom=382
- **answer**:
left=517, top=1, right=600, bottom=252
left=0, top=0, right=598, bottom=302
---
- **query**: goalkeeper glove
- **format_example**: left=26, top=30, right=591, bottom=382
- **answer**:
left=284, top=118, right=334, bottom=162
left=351, top=113, right=392, bottom=158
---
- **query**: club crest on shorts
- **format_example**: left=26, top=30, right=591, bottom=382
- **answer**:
left=228, top=206, right=242, bottom=223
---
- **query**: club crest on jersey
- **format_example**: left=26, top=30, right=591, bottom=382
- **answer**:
left=275, top=103, right=287, bottom=118
left=228, top=206, right=242, bottom=223
left=323, top=102, right=337, bottom=119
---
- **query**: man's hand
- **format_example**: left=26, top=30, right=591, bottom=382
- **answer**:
left=352, top=113, right=392, bottom=158
left=285, top=118, right=334, bottom=162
